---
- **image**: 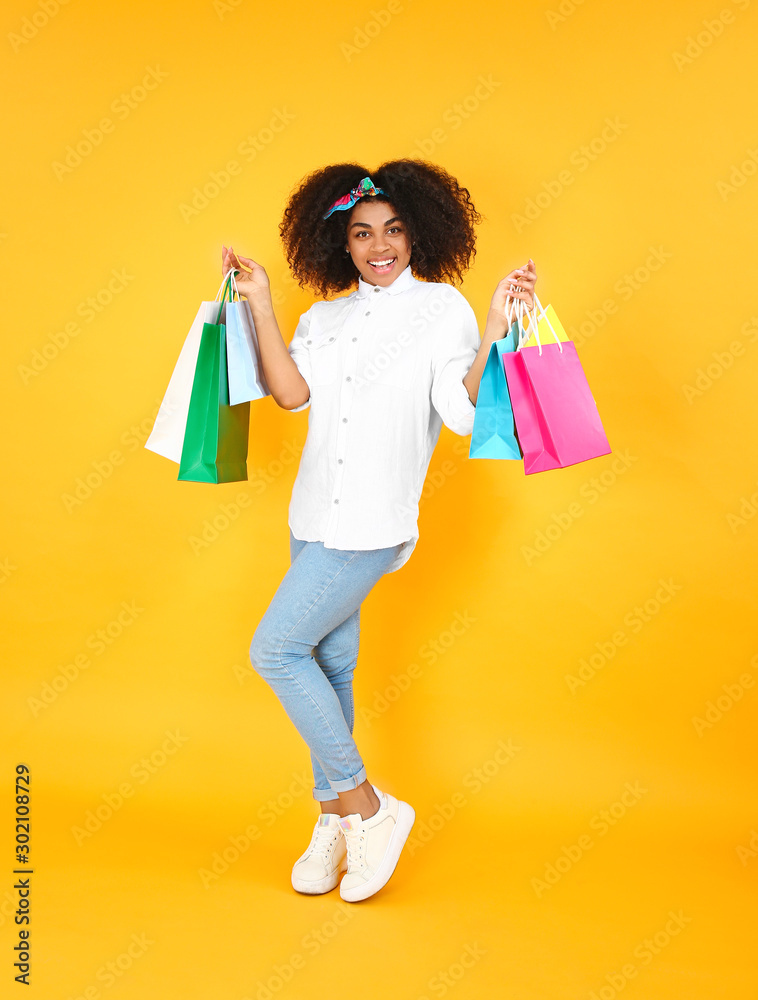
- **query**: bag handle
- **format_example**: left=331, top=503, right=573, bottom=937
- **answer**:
left=214, top=272, right=231, bottom=301
left=531, top=290, right=562, bottom=355
left=505, top=282, right=538, bottom=349
left=503, top=292, right=525, bottom=349
left=515, top=296, right=531, bottom=350
left=213, top=269, right=239, bottom=324
left=504, top=287, right=518, bottom=329
left=227, top=269, right=241, bottom=303
left=504, top=281, right=562, bottom=354
left=512, top=288, right=563, bottom=356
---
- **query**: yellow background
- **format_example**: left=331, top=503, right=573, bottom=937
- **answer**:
left=2, top=0, right=757, bottom=996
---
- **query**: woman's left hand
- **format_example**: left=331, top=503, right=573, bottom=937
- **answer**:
left=490, top=259, right=538, bottom=326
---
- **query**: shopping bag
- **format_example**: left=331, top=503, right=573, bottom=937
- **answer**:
left=145, top=274, right=235, bottom=464
left=469, top=320, right=522, bottom=459
left=516, top=301, right=570, bottom=349
left=225, top=271, right=270, bottom=405
left=503, top=292, right=611, bottom=475
left=178, top=274, right=250, bottom=483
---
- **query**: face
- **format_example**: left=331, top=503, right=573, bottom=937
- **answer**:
left=344, top=199, right=412, bottom=286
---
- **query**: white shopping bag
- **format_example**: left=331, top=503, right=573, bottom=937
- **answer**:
left=145, top=276, right=229, bottom=464
left=225, top=276, right=270, bottom=404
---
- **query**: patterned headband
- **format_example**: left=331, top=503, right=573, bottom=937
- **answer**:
left=322, top=176, right=386, bottom=220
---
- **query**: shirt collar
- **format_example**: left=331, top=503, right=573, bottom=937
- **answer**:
left=356, top=263, right=416, bottom=298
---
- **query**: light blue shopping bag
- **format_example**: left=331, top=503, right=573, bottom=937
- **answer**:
left=225, top=287, right=270, bottom=406
left=469, top=320, right=522, bottom=460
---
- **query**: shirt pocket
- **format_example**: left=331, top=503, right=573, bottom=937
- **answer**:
left=308, top=332, right=342, bottom=386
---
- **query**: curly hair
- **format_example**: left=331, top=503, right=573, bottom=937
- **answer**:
left=279, top=159, right=482, bottom=298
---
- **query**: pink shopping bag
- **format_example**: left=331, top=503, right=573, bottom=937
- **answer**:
left=503, top=293, right=611, bottom=475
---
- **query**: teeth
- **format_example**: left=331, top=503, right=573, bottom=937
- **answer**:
left=369, top=258, right=395, bottom=267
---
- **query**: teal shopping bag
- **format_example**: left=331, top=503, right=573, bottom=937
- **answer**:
left=178, top=273, right=250, bottom=483
left=469, top=321, right=522, bottom=460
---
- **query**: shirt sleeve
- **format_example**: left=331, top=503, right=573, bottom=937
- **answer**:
left=285, top=306, right=313, bottom=413
left=430, top=291, right=479, bottom=436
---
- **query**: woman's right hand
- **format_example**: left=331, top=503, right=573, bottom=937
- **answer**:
left=221, top=245, right=271, bottom=300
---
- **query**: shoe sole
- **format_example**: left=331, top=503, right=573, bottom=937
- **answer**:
left=339, top=801, right=416, bottom=902
left=292, top=872, right=340, bottom=894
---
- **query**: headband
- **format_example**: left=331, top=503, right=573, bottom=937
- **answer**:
left=322, top=175, right=386, bottom=220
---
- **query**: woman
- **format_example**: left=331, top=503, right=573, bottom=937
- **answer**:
left=222, top=158, right=536, bottom=902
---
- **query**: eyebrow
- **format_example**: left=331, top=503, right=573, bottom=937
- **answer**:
left=348, top=217, right=402, bottom=229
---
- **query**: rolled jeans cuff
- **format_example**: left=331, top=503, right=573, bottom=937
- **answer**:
left=312, top=764, right=367, bottom=801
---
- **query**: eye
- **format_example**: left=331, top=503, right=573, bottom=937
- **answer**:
left=387, top=227, right=402, bottom=235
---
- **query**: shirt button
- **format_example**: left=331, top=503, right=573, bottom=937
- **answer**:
left=346, top=376, right=351, bottom=382
left=365, top=311, right=371, bottom=316
left=338, top=458, right=343, bottom=464
left=329, top=336, right=335, bottom=341
left=333, top=498, right=340, bottom=504
left=373, top=287, right=380, bottom=293
left=342, top=417, right=348, bottom=423
left=352, top=337, right=357, bottom=342
left=306, top=339, right=312, bottom=345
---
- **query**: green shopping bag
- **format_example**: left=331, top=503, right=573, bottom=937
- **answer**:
left=469, top=320, right=522, bottom=460
left=178, top=273, right=250, bottom=483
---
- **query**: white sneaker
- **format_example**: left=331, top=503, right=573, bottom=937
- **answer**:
left=291, top=813, right=347, bottom=894
left=338, top=787, right=415, bottom=902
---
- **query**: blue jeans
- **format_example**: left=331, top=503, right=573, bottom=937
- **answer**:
left=250, top=530, right=404, bottom=801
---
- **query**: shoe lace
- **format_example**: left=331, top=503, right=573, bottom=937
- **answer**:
left=341, top=826, right=367, bottom=868
left=310, top=824, right=339, bottom=858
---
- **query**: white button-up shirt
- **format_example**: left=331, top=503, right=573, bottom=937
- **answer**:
left=286, top=263, right=479, bottom=573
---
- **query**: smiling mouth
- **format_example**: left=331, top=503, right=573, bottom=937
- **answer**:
left=368, top=257, right=397, bottom=272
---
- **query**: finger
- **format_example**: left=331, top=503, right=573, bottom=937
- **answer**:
left=509, top=269, right=529, bottom=285
left=517, top=272, right=536, bottom=287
